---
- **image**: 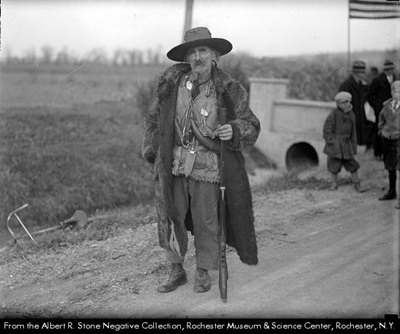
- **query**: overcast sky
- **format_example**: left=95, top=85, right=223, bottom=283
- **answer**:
left=2, top=0, right=400, bottom=59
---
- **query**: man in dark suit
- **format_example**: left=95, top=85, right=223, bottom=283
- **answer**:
left=365, top=59, right=397, bottom=160
left=339, top=60, right=369, bottom=147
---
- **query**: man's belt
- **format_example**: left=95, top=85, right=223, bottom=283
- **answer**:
left=190, top=118, right=221, bottom=155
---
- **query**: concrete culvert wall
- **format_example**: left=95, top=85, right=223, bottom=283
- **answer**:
left=249, top=77, right=335, bottom=170
left=285, top=142, right=319, bottom=171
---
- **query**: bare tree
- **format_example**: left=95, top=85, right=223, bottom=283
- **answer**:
left=25, top=47, right=37, bottom=63
left=55, top=47, right=74, bottom=64
left=85, top=48, right=109, bottom=64
left=128, top=50, right=137, bottom=66
left=112, top=48, right=124, bottom=66
left=136, top=50, right=143, bottom=65
left=41, top=45, right=54, bottom=64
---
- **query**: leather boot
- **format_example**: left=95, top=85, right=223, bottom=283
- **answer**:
left=354, top=181, right=366, bottom=193
left=194, top=268, right=211, bottom=293
left=378, top=189, right=397, bottom=200
left=157, top=263, right=187, bottom=293
left=379, top=171, right=397, bottom=200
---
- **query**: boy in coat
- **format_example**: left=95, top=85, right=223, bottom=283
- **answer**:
left=377, top=80, right=400, bottom=204
left=323, top=91, right=365, bottom=192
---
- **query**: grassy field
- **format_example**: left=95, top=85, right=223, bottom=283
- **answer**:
left=0, top=63, right=166, bottom=233
left=0, top=62, right=166, bottom=107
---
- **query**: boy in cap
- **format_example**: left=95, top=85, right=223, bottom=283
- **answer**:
left=142, top=27, right=260, bottom=294
left=377, top=80, right=400, bottom=203
left=323, top=91, right=365, bottom=192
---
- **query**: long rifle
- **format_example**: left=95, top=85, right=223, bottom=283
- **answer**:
left=218, top=107, right=228, bottom=303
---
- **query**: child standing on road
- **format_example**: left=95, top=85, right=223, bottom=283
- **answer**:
left=323, top=91, right=365, bottom=192
left=377, top=81, right=400, bottom=207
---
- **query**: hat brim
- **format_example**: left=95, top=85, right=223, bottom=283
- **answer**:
left=384, top=65, right=395, bottom=71
left=167, top=38, right=232, bottom=62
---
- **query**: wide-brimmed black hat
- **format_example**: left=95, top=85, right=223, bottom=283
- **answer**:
left=167, top=27, right=232, bottom=62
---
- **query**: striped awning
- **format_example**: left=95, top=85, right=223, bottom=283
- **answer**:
left=349, top=0, right=400, bottom=19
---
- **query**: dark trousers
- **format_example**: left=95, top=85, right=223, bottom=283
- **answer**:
left=165, top=176, right=220, bottom=270
left=388, top=170, right=397, bottom=193
left=327, top=157, right=360, bottom=174
left=373, top=116, right=383, bottom=157
left=382, top=137, right=399, bottom=171
left=365, top=120, right=375, bottom=149
left=381, top=137, right=399, bottom=194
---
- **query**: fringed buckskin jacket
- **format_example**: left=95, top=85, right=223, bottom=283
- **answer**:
left=141, top=63, right=260, bottom=265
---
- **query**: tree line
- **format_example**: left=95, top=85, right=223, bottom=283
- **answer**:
left=1, top=45, right=168, bottom=66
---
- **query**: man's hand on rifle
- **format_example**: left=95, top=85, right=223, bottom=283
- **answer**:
left=216, top=124, right=233, bottom=141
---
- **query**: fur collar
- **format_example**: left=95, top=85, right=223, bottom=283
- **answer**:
left=156, top=63, right=234, bottom=103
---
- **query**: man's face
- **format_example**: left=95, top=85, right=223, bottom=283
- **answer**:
left=186, top=46, right=215, bottom=79
left=385, top=68, right=395, bottom=76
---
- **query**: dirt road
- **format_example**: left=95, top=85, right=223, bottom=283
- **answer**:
left=94, top=189, right=399, bottom=318
left=0, top=151, right=399, bottom=319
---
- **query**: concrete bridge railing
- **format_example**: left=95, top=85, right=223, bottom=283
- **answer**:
left=249, top=77, right=336, bottom=170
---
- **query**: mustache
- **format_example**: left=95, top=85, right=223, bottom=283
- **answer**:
left=193, top=60, right=204, bottom=66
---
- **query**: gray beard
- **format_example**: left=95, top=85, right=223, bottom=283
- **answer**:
left=191, top=66, right=211, bottom=84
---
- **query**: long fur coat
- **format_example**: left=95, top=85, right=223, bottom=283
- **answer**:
left=142, top=63, right=260, bottom=265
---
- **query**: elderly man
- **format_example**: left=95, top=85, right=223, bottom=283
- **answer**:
left=142, top=27, right=260, bottom=294
left=323, top=91, right=365, bottom=193
left=366, top=59, right=397, bottom=160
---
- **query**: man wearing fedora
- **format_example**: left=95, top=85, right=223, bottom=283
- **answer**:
left=365, top=59, right=397, bottom=161
left=142, top=27, right=260, bottom=294
left=338, top=60, right=369, bottom=148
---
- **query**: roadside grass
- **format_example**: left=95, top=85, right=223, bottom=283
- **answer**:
left=0, top=168, right=335, bottom=264
left=0, top=100, right=155, bottom=231
left=0, top=204, right=157, bottom=264
left=251, top=170, right=333, bottom=195
left=0, top=63, right=167, bottom=235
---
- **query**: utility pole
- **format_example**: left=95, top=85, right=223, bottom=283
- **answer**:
left=183, top=0, right=194, bottom=41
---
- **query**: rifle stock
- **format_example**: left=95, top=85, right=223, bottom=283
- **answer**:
left=218, top=108, right=228, bottom=303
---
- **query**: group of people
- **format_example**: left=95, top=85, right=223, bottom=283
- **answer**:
left=323, top=59, right=400, bottom=210
left=142, top=26, right=399, bottom=297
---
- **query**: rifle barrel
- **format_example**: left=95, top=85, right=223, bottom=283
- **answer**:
left=218, top=107, right=228, bottom=303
